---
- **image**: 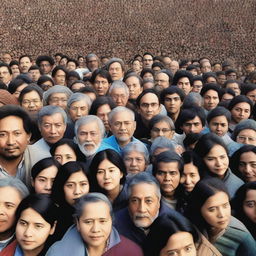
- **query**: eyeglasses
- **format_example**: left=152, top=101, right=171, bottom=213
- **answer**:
left=151, top=127, right=172, bottom=133
left=237, top=136, right=256, bottom=143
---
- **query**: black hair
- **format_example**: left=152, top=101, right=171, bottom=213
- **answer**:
left=123, top=72, right=143, bottom=87
left=202, top=72, right=217, bottom=84
left=160, top=86, right=186, bottom=103
left=67, top=58, right=78, bottom=67
left=241, top=83, right=256, bottom=96
left=89, top=149, right=127, bottom=193
left=140, top=68, right=154, bottom=79
left=200, top=83, right=221, bottom=99
left=0, top=63, right=12, bottom=74
left=0, top=105, right=32, bottom=134
left=207, top=106, right=231, bottom=123
left=7, top=79, right=27, bottom=94
left=51, top=66, right=68, bottom=78
left=228, top=95, right=253, bottom=113
left=18, top=84, right=44, bottom=104
left=172, top=70, right=193, bottom=86
left=90, top=68, right=113, bottom=84
left=36, top=55, right=55, bottom=66
left=136, top=88, right=160, bottom=107
left=143, top=213, right=201, bottom=256
left=31, top=157, right=60, bottom=180
left=183, top=133, right=203, bottom=150
left=19, top=55, right=32, bottom=63
left=89, top=96, right=116, bottom=115
left=220, top=88, right=236, bottom=100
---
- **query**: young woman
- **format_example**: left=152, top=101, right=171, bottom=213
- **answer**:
left=51, top=161, right=90, bottom=240
left=194, top=133, right=244, bottom=198
left=50, top=138, right=85, bottom=165
left=31, top=157, right=60, bottom=194
left=185, top=178, right=256, bottom=256
left=230, top=145, right=256, bottom=182
left=232, top=182, right=256, bottom=239
left=89, top=149, right=128, bottom=211
left=3, top=194, right=58, bottom=256
left=46, top=193, right=143, bottom=256
left=143, top=213, right=221, bottom=256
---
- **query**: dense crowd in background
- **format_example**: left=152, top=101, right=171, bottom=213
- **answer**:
left=0, top=50, right=255, bottom=256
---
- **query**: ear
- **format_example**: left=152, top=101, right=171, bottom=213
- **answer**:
left=133, top=121, right=137, bottom=131
left=49, top=221, right=57, bottom=235
left=76, top=218, right=80, bottom=232
left=27, top=133, right=32, bottom=143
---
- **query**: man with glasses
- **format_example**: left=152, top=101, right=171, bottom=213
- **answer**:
left=36, top=55, right=55, bottom=75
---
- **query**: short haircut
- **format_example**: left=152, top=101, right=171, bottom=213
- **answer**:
left=241, top=83, right=256, bottom=95
left=207, top=106, right=231, bottom=123
left=172, top=70, right=193, bottom=86
left=36, top=55, right=55, bottom=66
left=160, top=86, right=186, bottom=103
left=202, top=72, right=217, bottom=84
left=7, top=79, right=27, bottom=94
left=150, top=137, right=176, bottom=156
left=108, top=106, right=135, bottom=123
left=127, top=172, right=161, bottom=199
left=140, top=68, right=154, bottom=79
left=74, top=115, right=105, bottom=138
left=200, top=83, right=221, bottom=99
left=0, top=63, right=12, bottom=74
left=0, top=105, right=32, bottom=134
left=38, top=105, right=67, bottom=125
left=90, top=68, right=112, bottom=84
left=123, top=72, right=143, bottom=87
left=228, top=95, right=253, bottom=112
left=231, top=119, right=256, bottom=141
left=18, top=84, right=44, bottom=104
left=67, top=92, right=92, bottom=109
left=51, top=66, right=68, bottom=78
left=136, top=88, right=160, bottom=107
left=73, top=192, right=113, bottom=220
left=0, top=177, right=29, bottom=199
left=108, top=80, right=129, bottom=96
left=89, top=96, right=116, bottom=115
left=148, top=114, right=175, bottom=131
left=182, top=92, right=203, bottom=109
left=106, top=58, right=125, bottom=71
left=152, top=151, right=183, bottom=176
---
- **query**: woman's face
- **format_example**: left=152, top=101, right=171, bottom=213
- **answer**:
left=64, top=171, right=90, bottom=205
left=33, top=165, right=58, bottom=194
left=201, top=192, right=231, bottom=233
left=54, top=144, right=77, bottom=165
left=231, top=102, right=251, bottom=124
left=159, top=231, right=197, bottom=256
left=243, top=189, right=256, bottom=223
left=76, top=201, right=112, bottom=251
left=180, top=163, right=200, bottom=192
left=96, top=159, right=123, bottom=193
left=21, top=91, right=43, bottom=113
left=16, top=208, right=55, bottom=255
left=238, top=151, right=256, bottom=182
left=204, top=145, right=229, bottom=179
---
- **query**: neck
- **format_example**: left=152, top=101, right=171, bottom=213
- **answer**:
left=0, top=155, right=23, bottom=176
left=87, top=243, right=106, bottom=256
left=106, top=184, right=121, bottom=202
left=169, top=110, right=180, bottom=122
left=117, top=138, right=131, bottom=148
left=23, top=244, right=44, bottom=256
left=163, top=191, right=175, bottom=200
left=0, top=229, right=14, bottom=241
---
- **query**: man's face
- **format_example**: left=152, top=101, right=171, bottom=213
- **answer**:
left=48, top=93, right=68, bottom=110
left=164, top=93, right=182, bottom=115
left=108, top=62, right=124, bottom=81
left=77, top=121, right=102, bottom=157
left=245, top=64, right=255, bottom=74
left=28, top=69, right=41, bottom=82
left=192, top=80, right=203, bottom=93
left=125, top=76, right=142, bottom=100
left=0, top=116, right=31, bottom=160
left=203, top=89, right=219, bottom=111
left=155, top=161, right=180, bottom=198
left=124, top=151, right=147, bottom=175
left=200, top=61, right=211, bottom=73
left=19, top=57, right=32, bottom=73
left=226, top=72, right=237, bottom=80
left=10, top=65, right=20, bottom=79
left=209, top=115, right=229, bottom=137
left=138, top=93, right=160, bottom=121
left=69, top=100, right=89, bottom=122
left=155, top=72, right=169, bottom=91
left=110, top=88, right=129, bottom=107
left=142, top=54, right=153, bottom=68
left=226, top=82, right=240, bottom=96
left=181, top=116, right=203, bottom=134
left=87, top=56, right=99, bottom=72
left=0, top=66, right=12, bottom=84
left=67, top=61, right=77, bottom=71
left=217, top=74, right=226, bottom=86
left=2, top=54, right=12, bottom=64
left=39, top=113, right=66, bottom=144
left=93, top=75, right=110, bottom=96
left=128, top=183, right=160, bottom=228
left=177, top=77, right=191, bottom=95
left=110, top=111, right=136, bottom=145
left=163, top=57, right=172, bottom=68
left=132, top=60, right=142, bottom=73
left=39, top=61, right=52, bottom=75
left=169, top=61, right=179, bottom=74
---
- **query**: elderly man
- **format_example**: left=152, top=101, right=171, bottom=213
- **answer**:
left=0, top=63, right=12, bottom=86
left=74, top=115, right=115, bottom=163
left=28, top=105, right=67, bottom=167
left=114, top=172, right=186, bottom=246
left=0, top=105, right=32, bottom=186
left=86, top=53, right=99, bottom=72
left=103, top=106, right=142, bottom=153
left=109, top=81, right=129, bottom=107
left=106, top=58, right=125, bottom=81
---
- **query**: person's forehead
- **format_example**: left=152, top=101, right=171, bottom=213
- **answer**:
left=143, top=54, right=153, bottom=60
left=78, top=121, right=99, bottom=131
left=112, top=111, right=133, bottom=121
left=110, top=62, right=122, bottom=68
left=140, top=93, right=158, bottom=102
left=42, top=112, right=64, bottom=122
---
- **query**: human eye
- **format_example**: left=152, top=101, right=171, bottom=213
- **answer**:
left=81, top=181, right=88, bottom=187
left=99, top=219, right=108, bottom=224
left=206, top=157, right=214, bottom=161
left=97, top=169, right=104, bottom=174
left=185, top=245, right=193, bottom=252
left=0, top=132, right=6, bottom=137
left=251, top=163, right=256, bottom=168
left=130, top=198, right=138, bottom=203
left=84, top=219, right=93, bottom=224
left=14, top=131, right=22, bottom=136
left=35, top=224, right=44, bottom=229
left=65, top=183, right=74, bottom=188
left=220, top=155, right=227, bottom=159
left=223, top=202, right=230, bottom=208
left=37, top=177, right=46, bottom=183
left=5, top=202, right=15, bottom=209
left=170, top=171, right=178, bottom=176
left=19, top=220, right=27, bottom=226
left=156, top=170, right=165, bottom=176
left=167, top=250, right=177, bottom=256
left=208, top=207, right=215, bottom=212
left=145, top=199, right=153, bottom=204
left=245, top=201, right=256, bottom=208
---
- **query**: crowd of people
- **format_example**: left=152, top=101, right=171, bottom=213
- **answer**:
left=0, top=51, right=255, bottom=256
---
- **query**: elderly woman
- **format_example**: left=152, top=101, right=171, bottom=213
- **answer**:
left=46, top=193, right=143, bottom=256
left=43, top=85, right=73, bottom=110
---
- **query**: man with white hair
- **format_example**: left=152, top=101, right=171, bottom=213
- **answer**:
left=109, top=81, right=129, bottom=107
left=74, top=115, right=115, bottom=163
left=103, top=106, right=142, bottom=153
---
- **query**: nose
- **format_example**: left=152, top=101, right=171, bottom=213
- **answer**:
left=131, top=159, right=137, bottom=166
left=185, top=176, right=191, bottom=185
left=91, top=221, right=100, bottom=233
left=45, top=179, right=52, bottom=191
left=76, top=108, right=82, bottom=117
left=138, top=201, right=146, bottom=213
left=244, top=164, right=253, bottom=174
left=215, top=158, right=222, bottom=167
left=104, top=170, right=110, bottom=180
left=7, top=134, right=15, bottom=145
left=50, top=125, right=57, bottom=134
left=159, top=130, right=164, bottom=136
left=217, top=208, right=224, bottom=218
left=74, top=184, right=82, bottom=195
left=24, top=225, right=33, bottom=237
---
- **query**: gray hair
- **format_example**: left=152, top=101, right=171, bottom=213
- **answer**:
left=73, top=192, right=113, bottom=220
left=122, top=141, right=149, bottom=164
left=150, top=136, right=176, bottom=155
left=0, top=177, right=29, bottom=199
left=86, top=53, right=98, bottom=62
left=183, top=92, right=203, bottom=108
left=67, top=92, right=92, bottom=109
left=106, top=57, right=125, bottom=71
left=127, top=172, right=161, bottom=200
left=43, top=85, right=73, bottom=105
left=108, top=106, right=135, bottom=123
left=108, top=80, right=129, bottom=96
left=149, top=114, right=175, bottom=131
left=74, top=115, right=105, bottom=138
left=38, top=105, right=67, bottom=125
left=232, top=119, right=256, bottom=140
